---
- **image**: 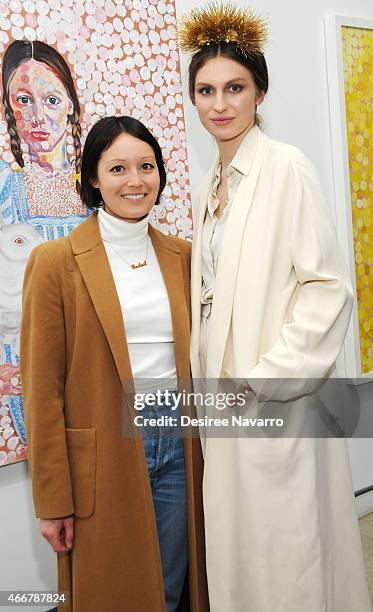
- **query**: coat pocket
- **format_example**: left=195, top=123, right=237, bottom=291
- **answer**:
left=65, top=428, right=96, bottom=518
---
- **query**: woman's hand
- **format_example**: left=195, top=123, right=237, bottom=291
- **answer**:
left=40, top=516, right=74, bottom=552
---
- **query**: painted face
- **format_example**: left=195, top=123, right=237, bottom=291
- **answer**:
left=8, top=59, right=73, bottom=155
left=92, top=132, right=161, bottom=223
left=194, top=56, right=265, bottom=142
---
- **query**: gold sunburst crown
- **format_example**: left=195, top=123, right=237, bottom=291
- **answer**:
left=178, top=1, right=268, bottom=58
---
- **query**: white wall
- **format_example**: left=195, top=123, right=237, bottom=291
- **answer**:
left=347, top=381, right=373, bottom=515
left=1, top=0, right=372, bottom=602
left=0, top=462, right=55, bottom=611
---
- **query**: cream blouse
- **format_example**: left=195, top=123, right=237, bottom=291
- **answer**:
left=201, top=158, right=244, bottom=306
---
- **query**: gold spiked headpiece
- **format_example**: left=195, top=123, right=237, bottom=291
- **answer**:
left=177, top=2, right=268, bottom=58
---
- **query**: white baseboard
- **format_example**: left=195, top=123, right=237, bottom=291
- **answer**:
left=356, top=490, right=373, bottom=517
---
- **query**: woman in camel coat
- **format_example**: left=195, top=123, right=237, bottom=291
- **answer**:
left=21, top=116, right=208, bottom=612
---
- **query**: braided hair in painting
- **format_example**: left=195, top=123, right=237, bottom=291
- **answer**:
left=1, top=40, right=82, bottom=192
left=2, top=92, right=23, bottom=168
left=71, top=108, right=82, bottom=186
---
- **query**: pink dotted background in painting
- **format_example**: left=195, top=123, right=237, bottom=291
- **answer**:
left=0, top=0, right=192, bottom=238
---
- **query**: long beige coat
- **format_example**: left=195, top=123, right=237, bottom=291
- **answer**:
left=190, top=126, right=371, bottom=611
left=21, top=213, right=209, bottom=612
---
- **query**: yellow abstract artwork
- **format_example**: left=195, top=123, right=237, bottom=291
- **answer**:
left=342, top=26, right=373, bottom=374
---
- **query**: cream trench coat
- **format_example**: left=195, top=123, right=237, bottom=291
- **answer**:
left=190, top=126, right=371, bottom=612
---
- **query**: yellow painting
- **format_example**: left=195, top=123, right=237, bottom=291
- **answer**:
left=342, top=25, right=373, bottom=374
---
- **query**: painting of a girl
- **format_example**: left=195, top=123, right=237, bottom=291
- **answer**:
left=0, top=40, right=89, bottom=462
left=0, top=39, right=88, bottom=238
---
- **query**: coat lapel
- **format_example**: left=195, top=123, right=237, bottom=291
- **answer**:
left=203, top=128, right=269, bottom=377
left=69, top=213, right=133, bottom=383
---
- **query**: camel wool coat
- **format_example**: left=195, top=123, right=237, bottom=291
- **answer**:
left=190, top=126, right=371, bottom=612
left=21, top=212, right=209, bottom=612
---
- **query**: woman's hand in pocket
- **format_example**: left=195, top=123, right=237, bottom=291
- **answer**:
left=40, top=516, right=74, bottom=552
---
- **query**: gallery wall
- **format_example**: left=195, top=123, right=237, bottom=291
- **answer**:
left=0, top=0, right=372, bottom=607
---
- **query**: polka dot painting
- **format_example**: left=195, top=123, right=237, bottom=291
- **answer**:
left=0, top=0, right=192, bottom=239
left=0, top=0, right=192, bottom=467
left=342, top=26, right=373, bottom=375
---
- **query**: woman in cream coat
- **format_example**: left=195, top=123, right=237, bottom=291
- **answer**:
left=179, top=4, right=371, bottom=612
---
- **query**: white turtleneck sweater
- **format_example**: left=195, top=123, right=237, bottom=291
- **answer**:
left=98, top=208, right=176, bottom=391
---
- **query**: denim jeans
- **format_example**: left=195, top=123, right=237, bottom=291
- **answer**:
left=141, top=392, right=188, bottom=612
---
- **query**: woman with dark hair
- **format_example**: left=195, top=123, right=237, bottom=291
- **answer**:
left=179, top=3, right=371, bottom=612
left=0, top=39, right=87, bottom=235
left=20, top=116, right=208, bottom=612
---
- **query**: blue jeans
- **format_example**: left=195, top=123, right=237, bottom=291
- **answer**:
left=141, top=392, right=188, bottom=612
